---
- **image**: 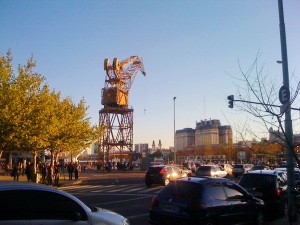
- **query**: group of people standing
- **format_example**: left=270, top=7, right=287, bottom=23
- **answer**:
left=66, top=162, right=81, bottom=180
left=3, top=160, right=84, bottom=186
left=39, top=162, right=61, bottom=186
left=9, top=162, right=34, bottom=182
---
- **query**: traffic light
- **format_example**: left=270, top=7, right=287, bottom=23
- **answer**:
left=227, top=95, right=234, bottom=108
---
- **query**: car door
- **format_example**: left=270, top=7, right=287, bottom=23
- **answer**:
left=27, top=190, right=89, bottom=225
left=223, top=182, right=256, bottom=224
left=203, top=181, right=232, bottom=224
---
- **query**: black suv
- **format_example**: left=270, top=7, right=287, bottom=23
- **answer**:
left=145, top=165, right=182, bottom=187
left=149, top=177, right=264, bottom=225
left=238, top=170, right=287, bottom=217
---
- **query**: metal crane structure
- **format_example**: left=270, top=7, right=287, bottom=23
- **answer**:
left=99, top=56, right=146, bottom=162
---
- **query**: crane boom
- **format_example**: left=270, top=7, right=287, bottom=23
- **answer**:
left=101, top=56, right=146, bottom=107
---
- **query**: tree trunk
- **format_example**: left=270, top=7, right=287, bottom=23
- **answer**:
left=33, top=151, right=37, bottom=174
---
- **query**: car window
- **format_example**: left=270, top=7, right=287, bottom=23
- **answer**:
left=0, top=190, right=88, bottom=221
left=30, top=190, right=88, bottom=220
left=148, top=166, right=164, bottom=173
left=205, top=182, right=227, bottom=201
left=234, top=165, right=243, bottom=168
left=0, top=190, right=30, bottom=220
left=239, top=174, right=276, bottom=189
left=199, top=166, right=211, bottom=171
left=223, top=182, right=245, bottom=200
left=157, top=182, right=203, bottom=200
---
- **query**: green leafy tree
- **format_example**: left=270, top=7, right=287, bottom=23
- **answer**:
left=0, top=52, right=49, bottom=160
left=0, top=51, right=100, bottom=176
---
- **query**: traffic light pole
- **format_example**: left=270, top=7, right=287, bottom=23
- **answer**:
left=278, top=0, right=295, bottom=222
left=227, top=98, right=300, bottom=111
left=227, top=1, right=296, bottom=221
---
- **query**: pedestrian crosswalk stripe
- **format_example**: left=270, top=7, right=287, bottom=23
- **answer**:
left=59, top=184, right=162, bottom=194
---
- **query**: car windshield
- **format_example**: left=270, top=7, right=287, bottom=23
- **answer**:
left=157, top=182, right=203, bottom=200
left=251, top=165, right=265, bottom=170
left=234, top=165, right=243, bottom=168
left=239, top=174, right=276, bottom=189
left=199, top=166, right=211, bottom=171
left=147, top=167, right=164, bottom=173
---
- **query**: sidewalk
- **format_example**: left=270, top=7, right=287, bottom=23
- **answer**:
left=0, top=170, right=82, bottom=187
left=0, top=167, right=144, bottom=186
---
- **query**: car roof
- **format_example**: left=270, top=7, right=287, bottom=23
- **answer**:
left=0, top=181, right=58, bottom=191
left=0, top=181, right=89, bottom=208
left=274, top=167, right=300, bottom=172
left=149, top=165, right=166, bottom=168
left=199, top=165, right=216, bottom=168
left=244, top=170, right=281, bottom=176
left=173, top=176, right=229, bottom=184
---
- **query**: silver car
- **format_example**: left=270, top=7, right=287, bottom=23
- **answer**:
left=0, top=182, right=130, bottom=225
left=195, top=165, right=228, bottom=178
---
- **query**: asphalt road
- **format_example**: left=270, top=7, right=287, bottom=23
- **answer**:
left=0, top=168, right=292, bottom=224
left=59, top=170, right=157, bottom=225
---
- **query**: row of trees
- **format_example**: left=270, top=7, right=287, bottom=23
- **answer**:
left=0, top=51, right=100, bottom=173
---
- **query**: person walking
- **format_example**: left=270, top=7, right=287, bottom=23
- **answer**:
left=12, top=163, right=20, bottom=181
left=25, top=162, right=32, bottom=182
left=41, top=164, right=47, bottom=184
left=67, top=162, right=74, bottom=180
left=74, top=162, right=81, bottom=180
left=53, top=162, right=60, bottom=186
left=5, top=163, right=10, bottom=176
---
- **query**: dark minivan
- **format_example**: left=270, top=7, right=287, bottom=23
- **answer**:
left=145, top=165, right=182, bottom=187
left=238, top=170, right=287, bottom=217
left=149, top=177, right=264, bottom=225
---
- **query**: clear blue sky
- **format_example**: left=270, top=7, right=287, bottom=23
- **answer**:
left=1, top=0, right=299, bottom=148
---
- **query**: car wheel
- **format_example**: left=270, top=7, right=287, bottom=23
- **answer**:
left=145, top=182, right=152, bottom=187
left=164, top=178, right=170, bottom=186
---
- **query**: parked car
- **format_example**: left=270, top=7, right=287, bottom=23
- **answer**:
left=220, top=163, right=233, bottom=176
left=145, top=165, right=182, bottom=187
left=238, top=170, right=287, bottom=217
left=149, top=177, right=264, bottom=225
left=174, top=164, right=192, bottom=177
left=0, top=182, right=130, bottom=225
left=232, top=164, right=253, bottom=177
left=195, top=165, right=228, bottom=178
left=250, top=165, right=270, bottom=171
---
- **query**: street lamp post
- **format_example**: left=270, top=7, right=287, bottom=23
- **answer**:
left=173, top=97, right=176, bottom=164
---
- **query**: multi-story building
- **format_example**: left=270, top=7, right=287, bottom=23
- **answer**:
left=134, top=143, right=149, bottom=154
left=175, top=128, right=195, bottom=151
left=175, top=119, right=232, bottom=150
left=195, top=119, right=221, bottom=146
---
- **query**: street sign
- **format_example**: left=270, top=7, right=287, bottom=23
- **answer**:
left=279, top=86, right=290, bottom=104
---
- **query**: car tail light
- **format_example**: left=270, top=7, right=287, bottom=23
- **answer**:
left=160, top=169, right=165, bottom=175
left=276, top=188, right=281, bottom=197
left=151, top=196, right=159, bottom=207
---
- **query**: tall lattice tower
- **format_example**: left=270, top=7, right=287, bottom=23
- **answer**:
left=99, top=56, right=146, bottom=162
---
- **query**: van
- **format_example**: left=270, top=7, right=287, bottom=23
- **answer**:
left=232, top=164, right=253, bottom=178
